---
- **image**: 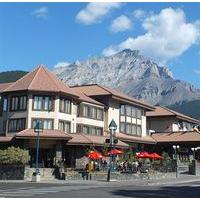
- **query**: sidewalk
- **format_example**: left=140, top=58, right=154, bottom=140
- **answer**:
left=0, top=174, right=199, bottom=187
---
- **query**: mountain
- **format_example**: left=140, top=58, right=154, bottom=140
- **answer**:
left=0, top=71, right=28, bottom=83
left=53, top=49, right=200, bottom=106
left=168, top=100, right=200, bottom=120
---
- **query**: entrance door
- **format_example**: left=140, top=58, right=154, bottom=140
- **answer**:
left=30, top=148, right=55, bottom=168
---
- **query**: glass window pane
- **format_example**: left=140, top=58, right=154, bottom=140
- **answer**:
left=126, top=124, right=131, bottom=134
left=132, top=124, right=137, bottom=135
left=3, top=98, right=7, bottom=111
left=137, top=125, right=142, bottom=135
left=126, top=106, right=132, bottom=116
left=44, top=97, right=49, bottom=110
left=131, top=107, right=136, bottom=118
left=120, top=105, right=125, bottom=115
left=120, top=122, right=125, bottom=132
left=137, top=108, right=142, bottom=119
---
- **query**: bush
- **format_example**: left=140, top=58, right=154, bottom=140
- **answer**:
left=0, top=147, right=30, bottom=165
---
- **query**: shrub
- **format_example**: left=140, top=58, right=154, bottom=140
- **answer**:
left=0, top=146, right=30, bottom=165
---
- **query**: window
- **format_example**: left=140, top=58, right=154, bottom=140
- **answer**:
left=81, top=104, right=104, bottom=121
left=10, top=96, right=27, bottom=111
left=137, top=125, right=142, bottom=135
left=59, top=120, right=71, bottom=133
left=119, top=104, right=144, bottom=135
left=33, top=96, right=53, bottom=111
left=126, top=124, right=132, bottom=134
left=59, top=98, right=71, bottom=113
left=120, top=105, right=125, bottom=115
left=132, top=124, right=137, bottom=135
left=8, top=118, right=26, bottom=132
left=120, top=122, right=125, bottom=133
left=96, top=127, right=103, bottom=136
left=126, top=106, right=132, bottom=117
left=79, top=124, right=103, bottom=136
left=136, top=108, right=142, bottom=119
left=91, top=107, right=97, bottom=119
left=131, top=107, right=136, bottom=118
left=83, top=125, right=89, bottom=134
left=32, top=119, right=53, bottom=130
left=3, top=97, right=8, bottom=111
left=97, top=108, right=103, bottom=120
left=83, top=105, right=90, bottom=117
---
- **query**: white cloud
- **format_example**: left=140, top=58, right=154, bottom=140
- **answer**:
left=31, top=6, right=48, bottom=19
left=110, top=15, right=132, bottom=33
left=194, top=69, right=200, bottom=75
left=76, top=2, right=121, bottom=25
left=54, top=62, right=70, bottom=68
left=133, top=9, right=147, bottom=19
left=103, top=8, right=200, bottom=63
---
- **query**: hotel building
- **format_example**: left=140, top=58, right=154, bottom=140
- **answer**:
left=0, top=65, right=156, bottom=168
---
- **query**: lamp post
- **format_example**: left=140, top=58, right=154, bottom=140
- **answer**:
left=107, top=119, right=117, bottom=182
left=191, top=147, right=198, bottom=160
left=33, top=120, right=43, bottom=182
left=173, top=145, right=180, bottom=178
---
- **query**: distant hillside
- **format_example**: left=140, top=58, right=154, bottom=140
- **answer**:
left=168, top=100, right=200, bottom=120
left=0, top=71, right=28, bottom=83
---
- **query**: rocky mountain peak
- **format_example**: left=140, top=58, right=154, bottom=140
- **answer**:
left=53, top=49, right=200, bottom=106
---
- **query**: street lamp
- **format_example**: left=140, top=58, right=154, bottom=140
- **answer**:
left=173, top=145, right=180, bottom=178
left=33, top=120, right=43, bottom=182
left=191, top=147, right=198, bottom=160
left=107, top=119, right=117, bottom=182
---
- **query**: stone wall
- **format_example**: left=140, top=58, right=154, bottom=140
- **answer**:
left=0, top=165, right=25, bottom=180
left=64, top=171, right=176, bottom=181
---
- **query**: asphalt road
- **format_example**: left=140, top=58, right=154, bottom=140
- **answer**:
left=1, top=181, right=200, bottom=198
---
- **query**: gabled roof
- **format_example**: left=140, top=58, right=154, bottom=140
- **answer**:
left=3, top=65, right=78, bottom=98
left=0, top=82, right=13, bottom=93
left=146, top=106, right=200, bottom=124
left=72, top=84, right=155, bottom=111
left=75, top=90, right=105, bottom=107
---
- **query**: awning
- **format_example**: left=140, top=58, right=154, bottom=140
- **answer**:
left=15, top=129, right=72, bottom=140
left=67, top=133, right=129, bottom=148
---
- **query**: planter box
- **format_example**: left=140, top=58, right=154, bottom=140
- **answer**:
left=0, top=165, right=25, bottom=180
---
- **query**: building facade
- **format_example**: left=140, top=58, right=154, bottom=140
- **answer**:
left=0, top=65, right=156, bottom=168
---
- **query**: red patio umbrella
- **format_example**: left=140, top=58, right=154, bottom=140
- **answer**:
left=106, top=149, right=123, bottom=156
left=149, top=153, right=163, bottom=160
left=87, top=151, right=103, bottom=160
left=136, top=152, right=152, bottom=159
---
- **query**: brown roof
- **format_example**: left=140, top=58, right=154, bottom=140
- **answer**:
left=152, top=130, right=200, bottom=143
left=146, top=106, right=200, bottom=124
left=0, top=136, right=13, bottom=142
left=72, top=84, right=155, bottom=111
left=75, top=90, right=104, bottom=107
left=68, top=133, right=128, bottom=148
left=15, top=129, right=72, bottom=140
left=0, top=82, right=13, bottom=93
left=3, top=65, right=78, bottom=98
left=116, top=132, right=156, bottom=144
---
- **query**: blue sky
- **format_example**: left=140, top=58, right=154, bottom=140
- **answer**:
left=0, top=2, right=200, bottom=88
